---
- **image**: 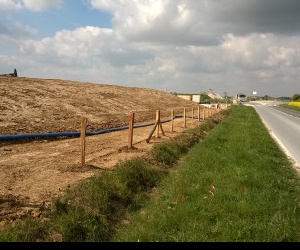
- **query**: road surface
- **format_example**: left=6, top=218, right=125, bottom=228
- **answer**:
left=247, top=101, right=300, bottom=172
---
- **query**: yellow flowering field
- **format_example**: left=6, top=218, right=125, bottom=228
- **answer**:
left=289, top=102, right=300, bottom=107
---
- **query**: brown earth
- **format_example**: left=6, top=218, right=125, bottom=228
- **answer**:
left=0, top=76, right=217, bottom=227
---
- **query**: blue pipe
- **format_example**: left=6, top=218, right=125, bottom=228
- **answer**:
left=0, top=117, right=183, bottom=141
left=0, top=132, right=81, bottom=141
left=0, top=115, right=203, bottom=141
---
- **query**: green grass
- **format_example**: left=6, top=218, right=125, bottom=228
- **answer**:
left=113, top=106, right=300, bottom=242
left=0, top=218, right=49, bottom=242
left=0, top=110, right=228, bottom=242
left=279, top=104, right=300, bottom=112
left=1, top=106, right=300, bottom=242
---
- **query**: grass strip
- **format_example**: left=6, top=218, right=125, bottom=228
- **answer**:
left=2, top=106, right=300, bottom=242
left=113, top=106, right=300, bottom=242
left=279, top=104, right=300, bottom=112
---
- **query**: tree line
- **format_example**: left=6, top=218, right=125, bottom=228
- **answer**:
left=293, top=94, right=300, bottom=101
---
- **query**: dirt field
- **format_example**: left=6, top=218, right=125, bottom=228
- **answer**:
left=0, top=76, right=212, bottom=227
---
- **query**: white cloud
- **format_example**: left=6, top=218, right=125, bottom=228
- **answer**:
left=18, top=26, right=300, bottom=95
left=87, top=0, right=217, bottom=46
left=2, top=0, right=300, bottom=96
left=23, top=0, right=62, bottom=11
left=0, top=0, right=62, bottom=11
left=221, top=34, right=300, bottom=71
left=0, top=0, right=22, bottom=10
left=20, top=27, right=114, bottom=65
left=86, top=0, right=300, bottom=45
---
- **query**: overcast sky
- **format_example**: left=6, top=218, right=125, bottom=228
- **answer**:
left=1, top=0, right=300, bottom=97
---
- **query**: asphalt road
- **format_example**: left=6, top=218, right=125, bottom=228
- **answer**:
left=246, top=101, right=300, bottom=171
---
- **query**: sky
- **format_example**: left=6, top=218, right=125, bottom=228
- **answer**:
left=0, top=0, right=300, bottom=97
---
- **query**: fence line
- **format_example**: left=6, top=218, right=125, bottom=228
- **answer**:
left=79, top=105, right=227, bottom=167
left=0, top=104, right=228, bottom=168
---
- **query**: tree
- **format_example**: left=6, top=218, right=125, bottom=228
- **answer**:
left=200, top=93, right=212, bottom=103
left=292, top=94, right=300, bottom=101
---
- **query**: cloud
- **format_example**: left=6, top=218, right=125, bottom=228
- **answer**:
left=19, top=25, right=300, bottom=94
left=87, top=0, right=218, bottom=46
left=0, top=0, right=22, bottom=11
left=21, top=27, right=113, bottom=64
left=0, top=0, right=62, bottom=11
left=220, top=34, right=300, bottom=70
left=212, top=0, right=300, bottom=35
left=0, top=20, right=37, bottom=51
left=86, top=0, right=300, bottom=46
left=2, top=0, right=300, bottom=96
left=0, top=20, right=37, bottom=37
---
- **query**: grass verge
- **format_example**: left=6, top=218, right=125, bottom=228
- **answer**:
left=0, top=108, right=229, bottom=242
left=1, top=106, right=300, bottom=242
left=279, top=103, right=300, bottom=112
left=113, top=106, right=300, bottom=242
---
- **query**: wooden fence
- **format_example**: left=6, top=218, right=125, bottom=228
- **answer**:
left=80, top=104, right=227, bottom=167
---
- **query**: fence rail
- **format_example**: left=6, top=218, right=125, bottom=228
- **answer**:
left=0, top=104, right=228, bottom=168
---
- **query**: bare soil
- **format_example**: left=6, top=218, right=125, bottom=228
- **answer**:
left=0, top=76, right=207, bottom=227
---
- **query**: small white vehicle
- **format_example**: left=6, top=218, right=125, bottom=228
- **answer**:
left=237, top=94, right=247, bottom=103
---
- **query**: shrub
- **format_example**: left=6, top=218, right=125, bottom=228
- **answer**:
left=0, top=218, right=48, bottom=242
left=151, top=142, right=184, bottom=167
left=292, top=94, right=300, bottom=101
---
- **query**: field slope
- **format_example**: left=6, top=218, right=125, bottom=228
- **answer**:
left=0, top=76, right=203, bottom=228
left=0, top=76, right=196, bottom=136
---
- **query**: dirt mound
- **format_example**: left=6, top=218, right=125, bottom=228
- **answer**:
left=0, top=76, right=205, bottom=228
left=0, top=76, right=195, bottom=136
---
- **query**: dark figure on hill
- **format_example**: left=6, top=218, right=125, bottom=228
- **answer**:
left=11, top=69, right=18, bottom=77
left=7, top=69, right=17, bottom=77
left=0, top=69, right=17, bottom=77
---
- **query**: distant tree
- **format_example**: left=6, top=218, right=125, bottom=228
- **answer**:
left=200, top=93, right=212, bottom=103
left=14, top=69, right=17, bottom=77
left=263, top=95, right=269, bottom=100
left=292, top=94, right=300, bottom=101
left=278, top=97, right=292, bottom=101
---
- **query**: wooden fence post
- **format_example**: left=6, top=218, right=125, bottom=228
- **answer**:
left=81, top=117, right=87, bottom=168
left=146, top=110, right=164, bottom=143
left=184, top=107, right=187, bottom=128
left=198, top=106, right=200, bottom=121
left=171, top=110, right=174, bottom=132
left=146, top=123, right=158, bottom=143
left=192, top=108, right=194, bottom=120
left=128, top=112, right=135, bottom=149
left=156, top=110, right=161, bottom=138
